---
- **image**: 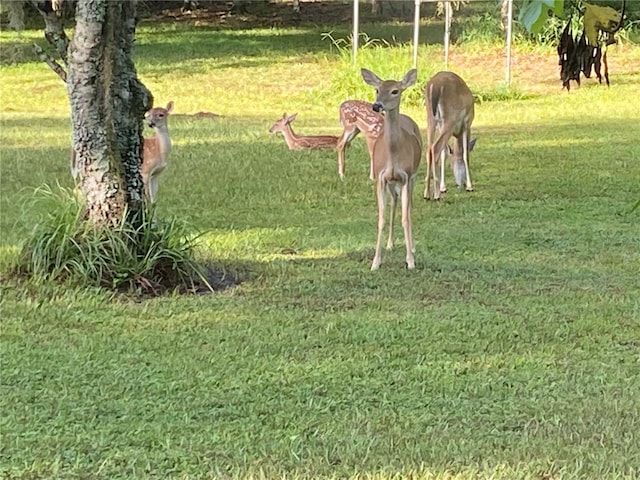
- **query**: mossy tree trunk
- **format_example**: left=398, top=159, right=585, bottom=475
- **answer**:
left=67, top=0, right=152, bottom=228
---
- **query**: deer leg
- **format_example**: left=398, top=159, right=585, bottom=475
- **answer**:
left=439, top=146, right=447, bottom=193
left=336, top=126, right=359, bottom=179
left=386, top=184, right=398, bottom=250
left=430, top=135, right=449, bottom=201
left=424, top=147, right=432, bottom=199
left=70, top=148, right=79, bottom=183
left=463, top=131, right=473, bottom=191
left=365, top=136, right=376, bottom=181
left=371, top=177, right=387, bottom=271
left=424, top=125, right=435, bottom=199
left=142, top=174, right=151, bottom=203
left=408, top=177, right=416, bottom=254
left=401, top=180, right=415, bottom=269
left=431, top=145, right=441, bottom=200
left=148, top=174, right=160, bottom=204
left=424, top=142, right=443, bottom=199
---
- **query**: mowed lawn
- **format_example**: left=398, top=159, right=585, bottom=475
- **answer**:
left=1, top=11, right=640, bottom=480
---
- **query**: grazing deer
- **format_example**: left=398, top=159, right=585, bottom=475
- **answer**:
left=336, top=100, right=383, bottom=180
left=361, top=68, right=422, bottom=270
left=423, top=71, right=475, bottom=200
left=269, top=113, right=339, bottom=150
left=142, top=101, right=174, bottom=204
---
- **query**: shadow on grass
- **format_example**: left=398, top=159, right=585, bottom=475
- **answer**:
left=3, top=12, right=447, bottom=68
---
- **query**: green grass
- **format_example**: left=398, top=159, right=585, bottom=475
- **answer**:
left=1, top=10, right=640, bottom=480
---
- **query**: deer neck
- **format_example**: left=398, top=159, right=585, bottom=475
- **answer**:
left=281, top=123, right=301, bottom=150
left=382, top=108, right=403, bottom=153
left=154, top=125, right=172, bottom=159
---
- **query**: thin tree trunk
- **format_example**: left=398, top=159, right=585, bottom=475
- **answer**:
left=67, top=0, right=152, bottom=228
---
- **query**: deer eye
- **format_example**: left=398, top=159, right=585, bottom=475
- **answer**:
left=391, top=89, right=399, bottom=95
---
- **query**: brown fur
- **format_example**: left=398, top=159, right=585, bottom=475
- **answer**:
left=269, top=113, right=338, bottom=150
left=141, top=101, right=174, bottom=203
left=423, top=72, right=475, bottom=200
left=336, top=100, right=383, bottom=180
left=361, top=68, right=422, bottom=270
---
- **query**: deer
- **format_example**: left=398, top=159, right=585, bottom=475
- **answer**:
left=423, top=71, right=475, bottom=201
left=269, top=113, right=339, bottom=150
left=68, top=101, right=174, bottom=204
left=361, top=68, right=423, bottom=271
left=141, top=101, right=174, bottom=204
left=336, top=100, right=384, bottom=180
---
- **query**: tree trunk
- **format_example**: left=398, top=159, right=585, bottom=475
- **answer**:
left=67, top=0, right=152, bottom=228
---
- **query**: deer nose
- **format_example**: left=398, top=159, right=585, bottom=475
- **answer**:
left=147, top=121, right=156, bottom=128
left=372, top=102, right=384, bottom=113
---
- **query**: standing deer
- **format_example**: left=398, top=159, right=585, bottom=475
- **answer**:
left=142, top=101, right=174, bottom=204
left=361, top=68, right=422, bottom=270
left=269, top=113, right=338, bottom=150
left=423, top=72, right=475, bottom=200
left=336, top=100, right=383, bottom=180
left=69, top=101, right=174, bottom=204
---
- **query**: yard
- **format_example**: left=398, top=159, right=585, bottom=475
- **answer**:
left=1, top=2, right=639, bottom=479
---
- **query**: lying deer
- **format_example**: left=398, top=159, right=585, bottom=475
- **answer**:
left=424, top=71, right=476, bottom=200
left=361, top=68, right=422, bottom=270
left=269, top=113, right=339, bottom=150
left=68, top=101, right=174, bottom=205
left=336, top=100, right=383, bottom=180
left=142, top=101, right=174, bottom=204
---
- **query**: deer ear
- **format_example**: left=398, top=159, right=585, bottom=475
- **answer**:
left=401, top=69, right=418, bottom=89
left=469, top=138, right=477, bottom=151
left=361, top=68, right=382, bottom=88
left=165, top=101, right=174, bottom=113
left=287, top=113, right=298, bottom=123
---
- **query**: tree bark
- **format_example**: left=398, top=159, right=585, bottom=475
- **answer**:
left=29, top=0, right=71, bottom=63
left=67, top=0, right=152, bottom=228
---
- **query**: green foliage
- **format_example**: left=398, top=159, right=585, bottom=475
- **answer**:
left=15, top=185, right=209, bottom=294
left=454, top=12, right=507, bottom=44
left=453, top=11, right=563, bottom=47
left=318, top=32, right=427, bottom=106
left=318, top=31, right=525, bottom=107
left=519, top=0, right=565, bottom=33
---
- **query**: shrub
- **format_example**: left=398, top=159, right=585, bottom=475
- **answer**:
left=14, top=185, right=210, bottom=295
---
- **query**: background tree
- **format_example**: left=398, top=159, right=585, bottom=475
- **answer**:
left=29, top=0, right=152, bottom=228
left=8, top=1, right=208, bottom=294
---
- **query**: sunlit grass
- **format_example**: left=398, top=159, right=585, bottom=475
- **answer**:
left=1, top=9, right=640, bottom=480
